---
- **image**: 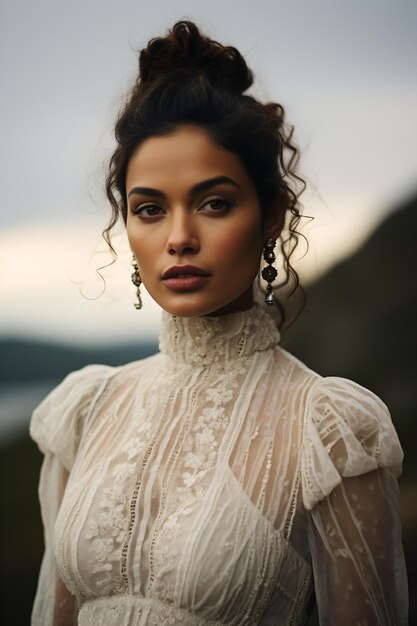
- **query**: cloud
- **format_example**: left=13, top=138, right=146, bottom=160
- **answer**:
left=0, top=219, right=162, bottom=344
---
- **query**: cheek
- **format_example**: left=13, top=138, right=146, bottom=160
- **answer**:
left=215, top=219, right=263, bottom=271
left=127, top=221, right=155, bottom=267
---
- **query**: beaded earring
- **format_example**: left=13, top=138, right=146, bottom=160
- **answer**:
left=261, top=238, right=278, bottom=306
left=131, top=255, right=143, bottom=310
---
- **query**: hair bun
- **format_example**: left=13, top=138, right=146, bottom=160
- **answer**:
left=139, top=21, right=253, bottom=95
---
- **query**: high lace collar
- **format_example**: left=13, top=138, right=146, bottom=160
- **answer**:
left=159, top=303, right=280, bottom=365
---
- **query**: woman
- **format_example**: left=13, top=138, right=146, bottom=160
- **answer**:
left=30, top=20, right=408, bottom=625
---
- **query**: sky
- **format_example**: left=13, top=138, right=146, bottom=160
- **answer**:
left=1, top=0, right=416, bottom=344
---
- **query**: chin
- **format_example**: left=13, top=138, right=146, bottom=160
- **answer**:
left=154, top=289, right=254, bottom=318
left=159, top=299, right=222, bottom=318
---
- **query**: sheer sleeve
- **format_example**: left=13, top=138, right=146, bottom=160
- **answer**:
left=29, top=364, right=113, bottom=625
left=301, top=376, right=408, bottom=625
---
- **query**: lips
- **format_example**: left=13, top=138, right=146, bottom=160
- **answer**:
left=161, top=265, right=211, bottom=292
left=161, top=265, right=210, bottom=279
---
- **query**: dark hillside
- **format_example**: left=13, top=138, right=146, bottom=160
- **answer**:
left=286, top=193, right=417, bottom=480
left=0, top=338, right=158, bottom=384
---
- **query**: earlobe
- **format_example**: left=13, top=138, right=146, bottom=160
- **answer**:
left=262, top=201, right=285, bottom=242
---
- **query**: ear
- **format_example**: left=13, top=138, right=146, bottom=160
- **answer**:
left=262, top=199, right=285, bottom=242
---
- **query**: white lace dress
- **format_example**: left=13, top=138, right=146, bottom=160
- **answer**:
left=30, top=304, right=408, bottom=625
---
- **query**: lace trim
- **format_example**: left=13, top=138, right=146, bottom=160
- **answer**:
left=120, top=389, right=176, bottom=593
left=150, top=361, right=250, bottom=600
left=82, top=409, right=157, bottom=595
left=159, top=304, right=280, bottom=365
left=79, top=594, right=224, bottom=625
left=147, top=372, right=202, bottom=591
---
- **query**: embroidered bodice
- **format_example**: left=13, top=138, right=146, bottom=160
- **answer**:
left=30, top=305, right=408, bottom=625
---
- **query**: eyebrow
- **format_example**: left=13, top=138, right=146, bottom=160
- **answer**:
left=127, top=176, right=241, bottom=200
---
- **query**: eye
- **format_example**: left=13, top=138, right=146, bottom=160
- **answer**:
left=132, top=203, right=165, bottom=218
left=199, top=196, right=233, bottom=213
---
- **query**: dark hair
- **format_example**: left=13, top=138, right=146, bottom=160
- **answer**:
left=104, top=20, right=308, bottom=329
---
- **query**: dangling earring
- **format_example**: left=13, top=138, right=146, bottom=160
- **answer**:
left=131, top=255, right=143, bottom=310
left=261, top=238, right=278, bottom=306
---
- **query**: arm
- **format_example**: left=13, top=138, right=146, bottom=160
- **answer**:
left=30, top=365, right=113, bottom=624
left=32, top=455, right=78, bottom=626
left=53, top=575, right=78, bottom=626
left=307, top=467, right=408, bottom=625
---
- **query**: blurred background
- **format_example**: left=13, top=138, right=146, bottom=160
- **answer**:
left=1, top=0, right=416, bottom=623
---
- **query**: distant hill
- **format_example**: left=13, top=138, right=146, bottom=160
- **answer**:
left=285, top=191, right=417, bottom=482
left=0, top=338, right=158, bottom=384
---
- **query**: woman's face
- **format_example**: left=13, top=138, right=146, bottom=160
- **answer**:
left=126, top=125, right=275, bottom=317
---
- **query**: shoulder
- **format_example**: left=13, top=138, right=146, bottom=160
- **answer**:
left=299, top=374, right=404, bottom=510
left=29, top=363, right=116, bottom=469
left=272, top=345, right=321, bottom=390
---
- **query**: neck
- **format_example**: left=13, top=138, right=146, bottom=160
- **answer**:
left=204, top=287, right=254, bottom=317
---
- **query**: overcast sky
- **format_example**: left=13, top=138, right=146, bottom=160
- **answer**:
left=1, top=0, right=416, bottom=344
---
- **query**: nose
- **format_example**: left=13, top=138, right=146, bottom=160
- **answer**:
left=166, top=210, right=200, bottom=256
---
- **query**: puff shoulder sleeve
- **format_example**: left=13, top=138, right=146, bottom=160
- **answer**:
left=30, top=364, right=113, bottom=469
left=30, top=364, right=114, bottom=626
left=301, top=376, right=408, bottom=625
